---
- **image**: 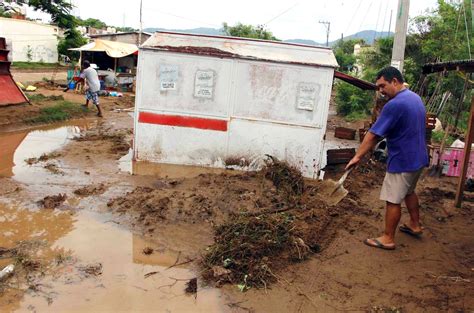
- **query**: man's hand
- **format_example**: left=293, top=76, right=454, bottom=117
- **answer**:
left=345, top=131, right=379, bottom=171
left=345, top=156, right=360, bottom=170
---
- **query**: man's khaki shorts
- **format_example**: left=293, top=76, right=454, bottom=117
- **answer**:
left=380, top=168, right=424, bottom=204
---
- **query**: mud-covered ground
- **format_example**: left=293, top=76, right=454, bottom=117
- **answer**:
left=0, top=86, right=472, bottom=312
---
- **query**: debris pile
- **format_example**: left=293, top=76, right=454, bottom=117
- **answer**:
left=106, top=158, right=369, bottom=289
left=39, top=194, right=67, bottom=209
left=263, top=156, right=304, bottom=196
left=202, top=211, right=310, bottom=288
left=74, top=183, right=107, bottom=196
left=74, top=129, right=131, bottom=158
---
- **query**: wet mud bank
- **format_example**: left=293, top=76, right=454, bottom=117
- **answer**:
left=0, top=91, right=472, bottom=312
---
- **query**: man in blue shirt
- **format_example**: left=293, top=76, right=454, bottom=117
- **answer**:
left=345, top=66, right=429, bottom=250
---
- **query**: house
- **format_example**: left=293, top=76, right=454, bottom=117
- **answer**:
left=133, top=32, right=340, bottom=178
left=90, top=31, right=152, bottom=46
left=0, top=17, right=59, bottom=63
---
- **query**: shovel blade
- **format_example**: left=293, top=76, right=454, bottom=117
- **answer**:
left=318, top=180, right=349, bottom=206
left=327, top=185, right=349, bottom=206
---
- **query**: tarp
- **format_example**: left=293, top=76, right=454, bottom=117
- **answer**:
left=0, top=36, right=29, bottom=106
left=69, top=39, right=138, bottom=58
left=0, top=73, right=29, bottom=106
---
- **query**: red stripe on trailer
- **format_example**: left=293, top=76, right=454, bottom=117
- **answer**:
left=138, top=112, right=228, bottom=132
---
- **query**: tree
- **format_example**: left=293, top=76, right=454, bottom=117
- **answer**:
left=222, top=22, right=279, bottom=41
left=332, top=38, right=365, bottom=73
left=411, top=0, right=472, bottom=62
left=78, top=18, right=107, bottom=29
left=340, top=0, right=472, bottom=126
left=335, top=82, right=374, bottom=118
left=6, top=0, right=86, bottom=60
left=116, top=26, right=138, bottom=32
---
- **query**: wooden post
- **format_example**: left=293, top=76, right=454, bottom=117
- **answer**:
left=455, top=95, right=474, bottom=207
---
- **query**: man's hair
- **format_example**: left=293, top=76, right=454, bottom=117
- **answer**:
left=376, top=66, right=404, bottom=83
left=83, top=60, right=90, bottom=68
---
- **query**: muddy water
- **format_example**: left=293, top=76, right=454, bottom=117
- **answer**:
left=118, top=150, right=225, bottom=178
left=0, top=202, right=226, bottom=312
left=0, top=120, right=92, bottom=179
left=0, top=121, right=228, bottom=312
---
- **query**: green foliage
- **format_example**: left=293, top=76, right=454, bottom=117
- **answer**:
left=431, top=130, right=456, bottom=146
left=26, top=45, right=33, bottom=62
left=28, top=101, right=87, bottom=124
left=78, top=17, right=106, bottom=29
left=27, top=93, right=65, bottom=102
left=332, top=39, right=365, bottom=73
left=0, top=7, right=12, bottom=17
left=336, top=0, right=473, bottom=121
left=12, top=62, right=60, bottom=69
left=335, top=82, right=374, bottom=116
left=116, top=26, right=138, bottom=32
left=223, top=22, right=279, bottom=40
left=58, top=28, right=87, bottom=60
left=411, top=0, right=473, bottom=62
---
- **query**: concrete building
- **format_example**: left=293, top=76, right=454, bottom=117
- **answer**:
left=90, top=31, right=152, bottom=46
left=0, top=17, right=59, bottom=63
left=133, top=32, right=339, bottom=178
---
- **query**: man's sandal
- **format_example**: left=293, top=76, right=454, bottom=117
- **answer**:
left=363, top=238, right=396, bottom=250
left=399, top=224, right=423, bottom=237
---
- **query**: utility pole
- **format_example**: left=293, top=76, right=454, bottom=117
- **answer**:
left=138, top=0, right=143, bottom=45
left=472, top=0, right=474, bottom=31
left=319, top=20, right=330, bottom=47
left=391, top=0, right=410, bottom=72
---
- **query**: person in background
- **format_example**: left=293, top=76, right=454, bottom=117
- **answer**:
left=80, top=60, right=103, bottom=117
left=345, top=66, right=429, bottom=250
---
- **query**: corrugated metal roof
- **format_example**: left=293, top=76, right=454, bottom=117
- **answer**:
left=422, top=59, right=474, bottom=74
left=334, top=71, right=376, bottom=90
left=90, top=31, right=153, bottom=38
left=141, top=31, right=338, bottom=68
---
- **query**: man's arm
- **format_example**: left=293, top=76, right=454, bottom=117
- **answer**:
left=345, top=131, right=379, bottom=170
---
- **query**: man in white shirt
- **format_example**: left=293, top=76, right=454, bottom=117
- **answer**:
left=80, top=60, right=103, bottom=117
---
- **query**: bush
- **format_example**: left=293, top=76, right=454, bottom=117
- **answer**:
left=431, top=130, right=456, bottom=146
left=335, top=82, right=374, bottom=116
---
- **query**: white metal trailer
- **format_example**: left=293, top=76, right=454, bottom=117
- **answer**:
left=133, top=32, right=338, bottom=178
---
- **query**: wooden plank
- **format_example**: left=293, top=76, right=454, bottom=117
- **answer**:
left=334, top=127, right=356, bottom=140
left=327, top=148, right=356, bottom=165
left=455, top=96, right=474, bottom=207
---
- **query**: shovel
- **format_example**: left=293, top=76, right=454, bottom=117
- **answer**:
left=319, top=167, right=353, bottom=206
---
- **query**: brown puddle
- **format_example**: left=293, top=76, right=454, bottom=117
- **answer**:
left=0, top=202, right=226, bottom=312
left=118, top=151, right=225, bottom=178
left=0, top=120, right=92, bottom=179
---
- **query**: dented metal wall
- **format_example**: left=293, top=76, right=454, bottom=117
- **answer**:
left=133, top=32, right=338, bottom=178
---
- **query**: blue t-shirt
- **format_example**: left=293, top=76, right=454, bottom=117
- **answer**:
left=369, top=89, right=429, bottom=173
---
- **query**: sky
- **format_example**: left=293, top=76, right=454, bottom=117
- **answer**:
left=28, top=0, right=439, bottom=43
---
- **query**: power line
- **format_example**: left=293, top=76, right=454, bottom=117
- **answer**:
left=265, top=2, right=299, bottom=25
left=380, top=1, right=390, bottom=39
left=142, top=7, right=221, bottom=28
left=344, top=0, right=363, bottom=34
left=358, top=1, right=373, bottom=34
left=373, top=0, right=383, bottom=42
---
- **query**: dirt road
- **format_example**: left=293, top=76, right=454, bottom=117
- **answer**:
left=0, top=87, right=472, bottom=312
left=11, top=69, right=68, bottom=85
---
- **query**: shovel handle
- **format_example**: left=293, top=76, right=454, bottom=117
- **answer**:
left=336, top=167, right=353, bottom=186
